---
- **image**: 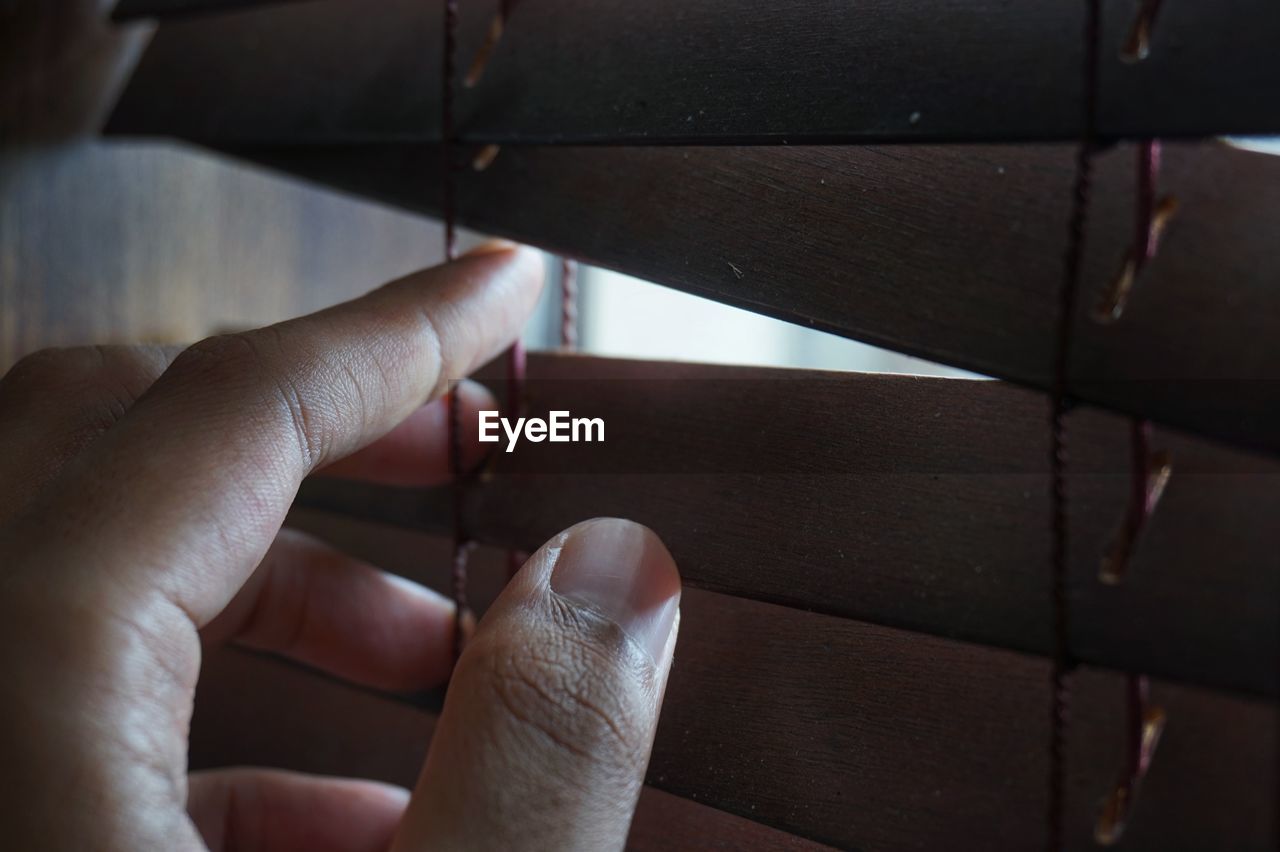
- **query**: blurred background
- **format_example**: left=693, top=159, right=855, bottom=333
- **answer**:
left=571, top=266, right=972, bottom=376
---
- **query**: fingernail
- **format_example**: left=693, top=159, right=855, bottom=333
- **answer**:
left=462, top=238, right=520, bottom=258
left=550, top=518, right=681, bottom=664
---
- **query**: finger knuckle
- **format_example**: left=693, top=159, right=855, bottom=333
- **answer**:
left=412, top=303, right=449, bottom=401
left=171, top=333, right=264, bottom=384
left=173, top=332, right=329, bottom=468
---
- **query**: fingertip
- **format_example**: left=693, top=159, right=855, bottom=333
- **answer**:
left=188, top=770, right=412, bottom=852
left=391, top=519, right=678, bottom=851
left=460, top=238, right=520, bottom=258
left=350, top=778, right=413, bottom=810
left=414, top=242, right=545, bottom=377
left=548, top=518, right=682, bottom=665
left=455, top=241, right=546, bottom=289
left=487, top=243, right=546, bottom=295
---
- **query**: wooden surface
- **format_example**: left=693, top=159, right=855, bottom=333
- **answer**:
left=0, top=141, right=447, bottom=370
left=297, top=352, right=1280, bottom=698
left=192, top=647, right=839, bottom=851
left=190, top=586, right=1276, bottom=851
left=226, top=139, right=1280, bottom=456
left=663, top=589, right=1274, bottom=851
left=107, top=0, right=1280, bottom=142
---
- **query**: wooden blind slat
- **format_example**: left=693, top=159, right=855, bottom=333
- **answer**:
left=105, top=0, right=1280, bottom=142
left=192, top=647, right=840, bottom=851
left=296, top=356, right=1280, bottom=698
left=190, top=647, right=437, bottom=786
left=192, top=593, right=1275, bottom=850
left=226, top=140, right=1280, bottom=456
left=661, top=589, right=1274, bottom=850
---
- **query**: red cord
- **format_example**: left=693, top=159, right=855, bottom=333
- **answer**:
left=1048, top=1, right=1101, bottom=848
left=561, top=258, right=579, bottom=350
left=441, top=0, right=470, bottom=660
left=504, top=336, right=527, bottom=579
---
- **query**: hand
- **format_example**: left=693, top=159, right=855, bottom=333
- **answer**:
left=0, top=244, right=682, bottom=851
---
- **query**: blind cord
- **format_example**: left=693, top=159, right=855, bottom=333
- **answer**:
left=1048, top=1, right=1101, bottom=847
left=1092, top=0, right=1176, bottom=836
left=1095, top=423, right=1171, bottom=846
left=1095, top=141, right=1179, bottom=323
left=442, top=0, right=473, bottom=661
left=561, top=258, right=579, bottom=350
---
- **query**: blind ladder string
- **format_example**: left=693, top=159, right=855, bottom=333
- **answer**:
left=441, top=0, right=476, bottom=662
left=1092, top=4, right=1177, bottom=831
left=459, top=2, right=577, bottom=575
left=1047, top=0, right=1102, bottom=848
left=504, top=336, right=527, bottom=580
left=560, top=258, right=580, bottom=350
left=453, top=3, right=552, bottom=583
left=1094, top=421, right=1170, bottom=845
left=461, top=1, right=580, bottom=359
left=1095, top=140, right=1179, bottom=323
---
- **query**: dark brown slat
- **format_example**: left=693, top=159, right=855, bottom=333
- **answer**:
left=226, top=140, right=1280, bottom=456
left=663, top=590, right=1275, bottom=851
left=190, top=647, right=437, bottom=784
left=111, top=0, right=307, bottom=20
left=192, top=647, right=838, bottom=851
left=191, top=591, right=1276, bottom=850
left=105, top=0, right=1280, bottom=143
left=284, top=508, right=515, bottom=617
left=483, top=356, right=1280, bottom=696
left=108, top=1, right=440, bottom=142
left=295, top=355, right=1280, bottom=698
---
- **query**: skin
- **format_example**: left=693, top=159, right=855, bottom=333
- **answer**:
left=0, top=244, right=682, bottom=851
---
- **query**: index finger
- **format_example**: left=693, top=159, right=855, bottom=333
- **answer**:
left=31, top=244, right=543, bottom=625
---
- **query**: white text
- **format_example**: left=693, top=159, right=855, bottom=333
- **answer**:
left=478, top=410, right=605, bottom=453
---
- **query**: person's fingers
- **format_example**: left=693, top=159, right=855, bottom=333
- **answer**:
left=202, top=528, right=456, bottom=691
left=0, top=344, right=183, bottom=518
left=316, top=378, right=496, bottom=487
left=30, top=244, right=543, bottom=625
left=0, top=345, right=491, bottom=504
left=392, top=518, right=682, bottom=852
left=187, top=768, right=409, bottom=852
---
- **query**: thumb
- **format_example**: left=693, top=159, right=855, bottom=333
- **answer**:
left=392, top=519, right=681, bottom=852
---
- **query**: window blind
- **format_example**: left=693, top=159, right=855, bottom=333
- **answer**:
left=105, top=1, right=1280, bottom=849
